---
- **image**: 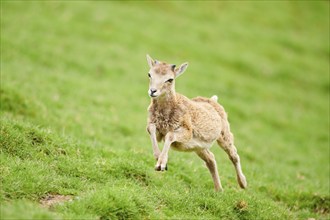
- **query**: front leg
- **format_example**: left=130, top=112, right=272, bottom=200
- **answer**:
left=155, top=132, right=174, bottom=171
left=155, top=125, right=192, bottom=171
left=147, top=123, right=161, bottom=160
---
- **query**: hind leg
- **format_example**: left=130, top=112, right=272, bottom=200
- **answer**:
left=217, top=130, right=247, bottom=189
left=196, top=149, right=223, bottom=192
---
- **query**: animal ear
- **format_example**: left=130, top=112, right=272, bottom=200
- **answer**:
left=175, top=62, right=188, bottom=78
left=146, top=54, right=155, bottom=68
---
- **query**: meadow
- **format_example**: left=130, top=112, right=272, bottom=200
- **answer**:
left=1, top=1, right=329, bottom=219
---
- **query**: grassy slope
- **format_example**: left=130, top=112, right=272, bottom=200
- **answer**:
left=1, top=1, right=329, bottom=219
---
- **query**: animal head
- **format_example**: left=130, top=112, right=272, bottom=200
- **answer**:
left=146, top=54, right=188, bottom=98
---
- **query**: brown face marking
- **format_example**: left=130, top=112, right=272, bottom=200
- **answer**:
left=153, top=62, right=175, bottom=77
left=148, top=60, right=176, bottom=98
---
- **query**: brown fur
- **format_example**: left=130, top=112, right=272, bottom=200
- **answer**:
left=146, top=55, right=247, bottom=191
left=153, top=62, right=175, bottom=76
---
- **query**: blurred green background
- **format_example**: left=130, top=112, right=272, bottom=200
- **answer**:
left=1, top=1, right=329, bottom=219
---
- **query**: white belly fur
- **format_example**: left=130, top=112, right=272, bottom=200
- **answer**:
left=170, top=138, right=216, bottom=152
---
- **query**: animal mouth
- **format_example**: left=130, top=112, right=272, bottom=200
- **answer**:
left=150, top=94, right=158, bottom=98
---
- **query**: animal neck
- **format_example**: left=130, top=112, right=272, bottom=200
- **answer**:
left=152, top=90, right=177, bottom=107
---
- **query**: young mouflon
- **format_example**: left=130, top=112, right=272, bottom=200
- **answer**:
left=146, top=54, right=247, bottom=191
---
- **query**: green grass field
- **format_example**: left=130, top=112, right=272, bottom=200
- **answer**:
left=1, top=1, right=329, bottom=219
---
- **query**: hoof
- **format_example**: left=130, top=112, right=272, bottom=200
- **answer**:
left=155, top=164, right=168, bottom=171
left=238, top=174, right=247, bottom=189
left=215, top=187, right=224, bottom=192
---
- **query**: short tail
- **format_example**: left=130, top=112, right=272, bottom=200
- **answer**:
left=210, top=95, right=218, bottom=102
left=192, top=95, right=226, bottom=119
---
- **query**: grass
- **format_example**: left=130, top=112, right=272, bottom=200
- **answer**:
left=1, top=1, right=329, bottom=219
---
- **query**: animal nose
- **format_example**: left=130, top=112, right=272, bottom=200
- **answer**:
left=150, top=88, right=157, bottom=94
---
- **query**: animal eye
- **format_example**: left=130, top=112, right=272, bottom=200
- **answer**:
left=166, top=78, right=174, bottom=83
left=148, top=73, right=151, bottom=78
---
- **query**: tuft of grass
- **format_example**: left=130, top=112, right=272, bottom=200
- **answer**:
left=1, top=1, right=329, bottom=219
left=0, top=86, right=37, bottom=117
left=0, top=200, right=60, bottom=220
